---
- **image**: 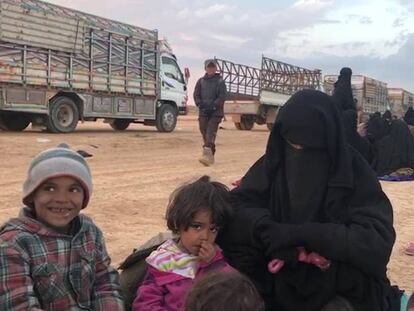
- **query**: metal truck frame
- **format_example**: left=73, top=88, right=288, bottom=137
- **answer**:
left=216, top=56, right=321, bottom=130
left=0, top=0, right=188, bottom=133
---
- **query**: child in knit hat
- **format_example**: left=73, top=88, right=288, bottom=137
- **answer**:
left=0, top=143, right=125, bottom=310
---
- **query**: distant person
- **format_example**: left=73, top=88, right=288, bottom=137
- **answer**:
left=219, top=90, right=402, bottom=311
left=0, top=143, right=124, bottom=310
left=132, top=175, right=233, bottom=311
left=383, top=110, right=393, bottom=134
left=404, top=107, right=414, bottom=126
left=383, top=110, right=392, bottom=121
left=332, top=67, right=356, bottom=111
left=367, top=114, right=414, bottom=177
left=332, top=67, right=373, bottom=163
left=193, top=59, right=227, bottom=166
left=185, top=271, right=265, bottom=311
left=403, top=107, right=414, bottom=140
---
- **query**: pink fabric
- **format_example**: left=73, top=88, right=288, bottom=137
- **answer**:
left=132, top=249, right=233, bottom=311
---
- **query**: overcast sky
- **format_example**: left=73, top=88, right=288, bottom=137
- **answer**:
left=46, top=0, right=414, bottom=97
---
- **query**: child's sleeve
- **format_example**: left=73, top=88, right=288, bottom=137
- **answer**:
left=131, top=266, right=168, bottom=311
left=0, top=241, right=45, bottom=310
left=91, top=229, right=125, bottom=311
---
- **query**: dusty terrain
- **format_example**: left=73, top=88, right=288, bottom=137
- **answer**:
left=0, top=117, right=413, bottom=291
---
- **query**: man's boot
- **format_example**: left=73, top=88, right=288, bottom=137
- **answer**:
left=199, top=147, right=214, bottom=166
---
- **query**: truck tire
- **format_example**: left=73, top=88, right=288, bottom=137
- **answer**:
left=156, top=104, right=177, bottom=133
left=238, top=115, right=254, bottom=131
left=267, top=123, right=274, bottom=131
left=0, top=113, right=30, bottom=131
left=110, top=119, right=130, bottom=131
left=46, top=97, right=79, bottom=133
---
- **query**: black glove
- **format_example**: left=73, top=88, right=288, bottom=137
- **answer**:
left=256, top=217, right=300, bottom=260
left=219, top=208, right=270, bottom=249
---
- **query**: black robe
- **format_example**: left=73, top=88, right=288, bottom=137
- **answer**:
left=342, top=110, right=373, bottom=164
left=371, top=119, right=414, bottom=176
left=403, top=107, right=414, bottom=126
left=218, top=90, right=401, bottom=311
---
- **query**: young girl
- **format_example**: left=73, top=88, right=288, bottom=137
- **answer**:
left=132, top=175, right=233, bottom=311
left=0, top=143, right=124, bottom=310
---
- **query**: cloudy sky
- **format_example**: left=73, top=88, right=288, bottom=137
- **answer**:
left=46, top=0, right=414, bottom=98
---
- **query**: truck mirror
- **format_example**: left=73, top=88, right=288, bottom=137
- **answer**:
left=184, top=67, right=190, bottom=83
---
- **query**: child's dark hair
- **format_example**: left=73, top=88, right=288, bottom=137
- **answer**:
left=166, top=175, right=232, bottom=234
left=185, top=271, right=265, bottom=311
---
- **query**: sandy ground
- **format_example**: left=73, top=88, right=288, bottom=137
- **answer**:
left=0, top=117, right=413, bottom=291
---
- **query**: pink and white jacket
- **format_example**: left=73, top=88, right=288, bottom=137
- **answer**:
left=132, top=239, right=233, bottom=311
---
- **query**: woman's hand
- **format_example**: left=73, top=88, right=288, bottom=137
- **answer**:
left=297, top=247, right=331, bottom=270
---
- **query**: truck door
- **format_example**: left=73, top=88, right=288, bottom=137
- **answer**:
left=160, top=56, right=187, bottom=110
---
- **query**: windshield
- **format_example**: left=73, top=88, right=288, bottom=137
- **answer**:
left=162, top=56, right=184, bottom=84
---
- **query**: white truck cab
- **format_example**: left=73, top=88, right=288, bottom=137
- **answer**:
left=160, top=52, right=188, bottom=116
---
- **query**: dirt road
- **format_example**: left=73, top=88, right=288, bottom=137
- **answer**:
left=1, top=117, right=413, bottom=291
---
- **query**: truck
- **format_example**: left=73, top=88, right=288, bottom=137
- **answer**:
left=324, top=75, right=389, bottom=116
left=215, top=56, right=322, bottom=131
left=0, top=0, right=189, bottom=133
left=387, top=88, right=414, bottom=118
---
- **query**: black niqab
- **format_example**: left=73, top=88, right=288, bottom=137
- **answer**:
left=284, top=143, right=329, bottom=223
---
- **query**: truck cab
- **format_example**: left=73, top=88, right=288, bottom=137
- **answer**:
left=159, top=52, right=188, bottom=116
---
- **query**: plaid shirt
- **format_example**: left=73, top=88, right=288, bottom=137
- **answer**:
left=0, top=208, right=125, bottom=311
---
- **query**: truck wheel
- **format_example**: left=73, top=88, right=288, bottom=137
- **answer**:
left=267, top=123, right=274, bottom=131
left=110, top=119, right=130, bottom=131
left=239, top=115, right=254, bottom=130
left=156, top=104, right=177, bottom=132
left=46, top=97, right=79, bottom=133
left=0, top=113, right=30, bottom=131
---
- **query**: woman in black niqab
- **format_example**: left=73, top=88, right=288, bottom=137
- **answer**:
left=331, top=67, right=372, bottom=163
left=367, top=112, right=414, bottom=176
left=332, top=67, right=356, bottom=111
left=404, top=107, right=414, bottom=126
left=219, top=90, right=401, bottom=311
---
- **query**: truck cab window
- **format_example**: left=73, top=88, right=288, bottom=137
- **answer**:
left=162, top=57, right=184, bottom=84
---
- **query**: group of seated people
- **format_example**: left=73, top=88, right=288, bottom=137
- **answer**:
left=0, top=87, right=413, bottom=310
left=333, top=68, right=414, bottom=180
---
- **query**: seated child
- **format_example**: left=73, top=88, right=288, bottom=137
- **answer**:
left=0, top=143, right=124, bottom=310
left=185, top=271, right=265, bottom=311
left=132, top=175, right=233, bottom=311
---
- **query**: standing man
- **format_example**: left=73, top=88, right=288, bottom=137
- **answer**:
left=193, top=59, right=227, bottom=166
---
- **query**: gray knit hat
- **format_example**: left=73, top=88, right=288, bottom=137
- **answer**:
left=22, top=143, right=93, bottom=208
left=204, top=59, right=217, bottom=69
